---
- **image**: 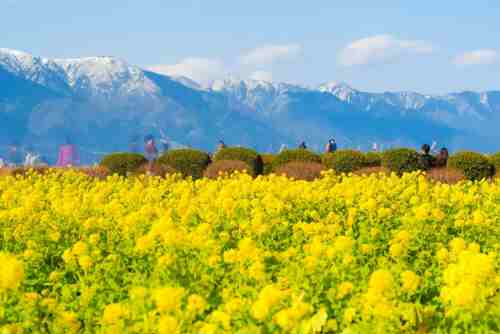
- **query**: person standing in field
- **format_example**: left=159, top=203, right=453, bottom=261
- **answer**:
left=430, top=140, right=438, bottom=154
left=419, top=143, right=436, bottom=170
left=216, top=140, right=226, bottom=154
left=24, top=145, right=42, bottom=167
left=298, top=141, right=307, bottom=149
left=56, top=136, right=80, bottom=167
left=144, top=135, right=158, bottom=162
left=325, top=139, right=337, bottom=153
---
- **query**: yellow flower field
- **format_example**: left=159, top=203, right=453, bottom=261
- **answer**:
left=0, top=170, right=499, bottom=333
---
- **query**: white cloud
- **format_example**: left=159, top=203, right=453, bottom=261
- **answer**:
left=338, top=34, right=435, bottom=67
left=453, top=49, right=499, bottom=66
left=147, top=57, right=226, bottom=85
left=240, top=44, right=301, bottom=65
left=249, top=70, right=273, bottom=82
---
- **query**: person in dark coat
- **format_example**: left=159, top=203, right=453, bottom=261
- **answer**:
left=435, top=148, right=449, bottom=168
left=419, top=144, right=436, bottom=170
left=325, top=139, right=337, bottom=153
left=216, top=140, right=226, bottom=154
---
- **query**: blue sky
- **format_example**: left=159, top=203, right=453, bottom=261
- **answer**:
left=2, top=0, right=500, bottom=93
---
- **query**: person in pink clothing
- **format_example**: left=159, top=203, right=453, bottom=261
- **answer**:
left=56, top=136, right=80, bottom=167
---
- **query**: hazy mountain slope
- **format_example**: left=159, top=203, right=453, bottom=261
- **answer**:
left=0, top=65, right=66, bottom=147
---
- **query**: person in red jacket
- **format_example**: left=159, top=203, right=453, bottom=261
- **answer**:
left=56, top=136, right=80, bottom=167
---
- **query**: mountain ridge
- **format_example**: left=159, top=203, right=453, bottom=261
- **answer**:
left=1, top=48, right=499, bottom=164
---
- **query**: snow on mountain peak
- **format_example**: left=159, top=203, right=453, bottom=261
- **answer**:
left=53, top=56, right=159, bottom=97
left=318, top=82, right=430, bottom=110
left=0, top=49, right=160, bottom=98
left=209, top=77, right=307, bottom=113
left=318, top=81, right=358, bottom=101
left=319, top=81, right=353, bottom=91
left=387, top=91, right=428, bottom=109
left=212, top=77, right=268, bottom=91
left=211, top=76, right=305, bottom=95
left=0, top=48, right=34, bottom=59
left=0, top=48, right=40, bottom=75
left=0, top=48, right=69, bottom=92
left=2, top=48, right=498, bottom=119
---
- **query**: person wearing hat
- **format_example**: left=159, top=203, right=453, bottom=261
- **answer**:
left=325, top=138, right=337, bottom=153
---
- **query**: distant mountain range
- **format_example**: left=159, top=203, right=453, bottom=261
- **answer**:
left=1, top=48, right=499, bottom=164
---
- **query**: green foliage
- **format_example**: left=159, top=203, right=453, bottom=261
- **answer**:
left=322, top=150, right=366, bottom=173
left=157, top=149, right=211, bottom=179
left=214, top=147, right=263, bottom=176
left=100, top=153, right=147, bottom=176
left=261, top=154, right=276, bottom=175
left=382, top=148, right=425, bottom=175
left=273, top=149, right=321, bottom=171
left=448, top=151, right=494, bottom=181
left=204, top=160, right=251, bottom=179
left=363, top=152, right=383, bottom=167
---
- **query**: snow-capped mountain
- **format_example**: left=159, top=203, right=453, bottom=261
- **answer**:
left=211, top=77, right=306, bottom=94
left=1, top=48, right=500, bottom=164
left=54, top=56, right=160, bottom=99
left=318, top=82, right=358, bottom=101
left=0, top=49, right=160, bottom=100
left=319, top=81, right=428, bottom=111
left=0, top=48, right=70, bottom=94
left=209, top=77, right=309, bottom=114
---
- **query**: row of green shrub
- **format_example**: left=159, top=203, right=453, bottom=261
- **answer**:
left=99, top=147, right=500, bottom=181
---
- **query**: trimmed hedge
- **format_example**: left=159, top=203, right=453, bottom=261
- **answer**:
left=364, top=152, right=383, bottom=167
left=213, top=147, right=263, bottom=176
left=275, top=161, right=325, bottom=181
left=382, top=148, right=425, bottom=175
left=100, top=153, right=147, bottom=176
left=448, top=151, right=494, bottom=181
left=80, top=166, right=110, bottom=179
left=157, top=149, right=211, bottom=179
left=425, top=167, right=465, bottom=184
left=273, top=149, right=321, bottom=171
left=322, top=150, right=366, bottom=173
left=261, top=154, right=276, bottom=175
left=489, top=152, right=500, bottom=173
left=204, top=160, right=251, bottom=179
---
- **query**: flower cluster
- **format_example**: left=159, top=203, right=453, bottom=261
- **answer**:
left=0, top=169, right=498, bottom=333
